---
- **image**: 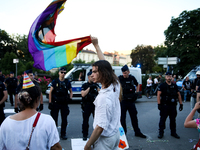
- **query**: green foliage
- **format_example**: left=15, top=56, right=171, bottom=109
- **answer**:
left=73, top=59, right=86, bottom=64
left=0, top=29, right=18, bottom=58
left=164, top=8, right=200, bottom=76
left=152, top=65, right=163, bottom=73
left=131, top=45, right=156, bottom=74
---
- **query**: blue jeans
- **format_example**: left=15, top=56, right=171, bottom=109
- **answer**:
left=184, top=90, right=191, bottom=101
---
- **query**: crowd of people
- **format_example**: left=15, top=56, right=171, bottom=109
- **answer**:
left=0, top=37, right=200, bottom=149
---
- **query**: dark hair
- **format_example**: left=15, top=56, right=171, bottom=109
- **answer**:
left=18, top=86, right=41, bottom=109
left=92, top=60, right=118, bottom=88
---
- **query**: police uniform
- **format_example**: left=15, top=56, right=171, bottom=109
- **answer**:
left=5, top=73, right=18, bottom=106
left=81, top=72, right=99, bottom=140
left=0, top=81, right=7, bottom=125
left=0, top=75, right=5, bottom=83
left=50, top=77, right=71, bottom=138
left=118, top=65, right=146, bottom=138
left=157, top=72, right=183, bottom=139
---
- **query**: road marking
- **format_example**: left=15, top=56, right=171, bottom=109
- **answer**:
left=4, top=109, right=15, bottom=113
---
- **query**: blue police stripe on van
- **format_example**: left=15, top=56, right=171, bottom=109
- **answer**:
left=72, top=87, right=82, bottom=92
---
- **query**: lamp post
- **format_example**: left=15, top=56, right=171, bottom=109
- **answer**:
left=13, top=59, right=19, bottom=78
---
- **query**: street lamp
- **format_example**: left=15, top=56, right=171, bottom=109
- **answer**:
left=13, top=59, right=19, bottom=77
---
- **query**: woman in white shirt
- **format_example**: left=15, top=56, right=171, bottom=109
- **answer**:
left=0, top=80, right=62, bottom=150
left=84, top=37, right=121, bottom=150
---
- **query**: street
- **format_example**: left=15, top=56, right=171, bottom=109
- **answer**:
left=3, top=95, right=199, bottom=150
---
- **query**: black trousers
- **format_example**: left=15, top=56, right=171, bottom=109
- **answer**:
left=50, top=103, right=70, bottom=136
left=159, top=104, right=177, bottom=134
left=8, top=89, right=16, bottom=105
left=120, top=100, right=141, bottom=134
left=82, top=103, right=95, bottom=137
left=0, top=106, right=5, bottom=126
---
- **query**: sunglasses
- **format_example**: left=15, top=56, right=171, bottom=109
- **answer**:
left=61, top=72, right=66, bottom=74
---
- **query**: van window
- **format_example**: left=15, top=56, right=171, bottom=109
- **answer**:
left=72, top=70, right=86, bottom=81
left=184, top=71, right=196, bottom=81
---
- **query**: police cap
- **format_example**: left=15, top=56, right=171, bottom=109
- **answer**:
left=165, top=72, right=172, bottom=75
left=10, top=71, right=14, bottom=74
left=26, top=69, right=33, bottom=74
left=121, top=65, right=129, bottom=72
left=87, top=71, right=92, bottom=76
left=59, top=67, right=66, bottom=71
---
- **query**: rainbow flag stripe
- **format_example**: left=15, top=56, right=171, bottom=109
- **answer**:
left=28, top=0, right=91, bottom=71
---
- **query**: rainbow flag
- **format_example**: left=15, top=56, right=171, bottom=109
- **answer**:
left=28, top=0, right=91, bottom=71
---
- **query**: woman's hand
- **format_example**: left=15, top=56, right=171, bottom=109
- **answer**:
left=91, top=36, right=98, bottom=46
left=84, top=144, right=91, bottom=150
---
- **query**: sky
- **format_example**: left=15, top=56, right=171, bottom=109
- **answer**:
left=0, top=0, right=200, bottom=54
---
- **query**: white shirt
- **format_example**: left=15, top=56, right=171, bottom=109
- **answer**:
left=0, top=113, right=60, bottom=150
left=93, top=82, right=121, bottom=137
left=147, top=79, right=153, bottom=87
left=154, top=78, right=158, bottom=84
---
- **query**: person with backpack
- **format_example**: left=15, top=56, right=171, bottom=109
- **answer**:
left=48, top=67, right=73, bottom=140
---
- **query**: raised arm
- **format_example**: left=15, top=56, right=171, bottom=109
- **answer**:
left=91, top=36, right=105, bottom=60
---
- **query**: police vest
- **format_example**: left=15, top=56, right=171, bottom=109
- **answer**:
left=119, top=75, right=136, bottom=100
left=82, top=82, right=98, bottom=103
left=52, top=79, right=70, bottom=104
left=161, top=83, right=178, bottom=104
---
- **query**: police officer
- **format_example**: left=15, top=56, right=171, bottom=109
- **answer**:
left=0, top=70, right=5, bottom=83
left=118, top=65, right=146, bottom=138
left=48, top=67, right=73, bottom=140
left=26, top=70, right=43, bottom=111
left=14, top=75, right=23, bottom=113
left=5, top=71, right=18, bottom=106
left=0, top=80, right=8, bottom=125
left=81, top=71, right=99, bottom=141
left=157, top=72, right=183, bottom=139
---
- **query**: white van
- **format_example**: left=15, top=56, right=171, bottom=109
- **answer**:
left=65, top=64, right=142, bottom=100
left=46, top=64, right=142, bottom=100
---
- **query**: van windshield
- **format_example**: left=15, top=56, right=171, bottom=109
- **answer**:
left=184, top=71, right=196, bottom=81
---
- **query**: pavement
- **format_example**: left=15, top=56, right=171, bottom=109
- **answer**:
left=3, top=95, right=196, bottom=150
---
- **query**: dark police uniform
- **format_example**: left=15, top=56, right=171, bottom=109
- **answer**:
left=157, top=72, right=183, bottom=139
left=50, top=78, right=71, bottom=137
left=5, top=75, right=18, bottom=106
left=118, top=65, right=146, bottom=138
left=0, top=75, right=5, bottom=83
left=14, top=78, right=23, bottom=113
left=81, top=81, right=99, bottom=140
left=0, top=81, right=7, bottom=125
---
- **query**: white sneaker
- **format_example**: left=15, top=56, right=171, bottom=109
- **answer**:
left=148, top=96, right=151, bottom=99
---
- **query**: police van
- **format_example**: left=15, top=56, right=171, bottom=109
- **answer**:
left=46, top=64, right=142, bottom=101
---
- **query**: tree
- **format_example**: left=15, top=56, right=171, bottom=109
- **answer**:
left=0, top=52, right=24, bottom=75
left=0, top=29, right=18, bottom=58
left=164, top=8, right=200, bottom=76
left=14, top=34, right=33, bottom=63
left=130, top=45, right=155, bottom=74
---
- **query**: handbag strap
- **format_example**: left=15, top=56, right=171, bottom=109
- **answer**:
left=26, top=112, right=41, bottom=150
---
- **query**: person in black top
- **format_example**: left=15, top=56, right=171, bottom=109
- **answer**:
left=48, top=67, right=73, bottom=140
left=78, top=71, right=85, bottom=81
left=0, top=70, right=5, bottom=83
left=0, top=81, right=8, bottom=126
left=81, top=71, right=100, bottom=141
left=26, top=70, right=43, bottom=111
left=118, top=65, right=146, bottom=138
left=182, top=76, right=191, bottom=102
left=5, top=72, right=18, bottom=106
left=157, top=72, right=183, bottom=139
